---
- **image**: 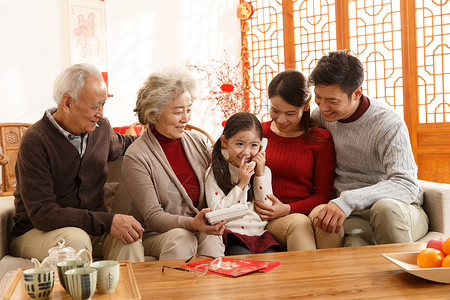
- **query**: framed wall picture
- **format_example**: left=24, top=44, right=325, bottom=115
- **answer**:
left=68, top=0, right=108, bottom=72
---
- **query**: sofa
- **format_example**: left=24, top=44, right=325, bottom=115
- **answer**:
left=0, top=157, right=159, bottom=280
left=1, top=157, right=450, bottom=279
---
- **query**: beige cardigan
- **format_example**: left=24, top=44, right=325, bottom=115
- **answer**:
left=122, top=127, right=211, bottom=240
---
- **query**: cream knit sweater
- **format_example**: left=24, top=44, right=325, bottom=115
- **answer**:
left=311, top=96, right=423, bottom=217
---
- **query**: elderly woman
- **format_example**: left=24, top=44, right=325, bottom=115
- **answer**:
left=122, top=68, right=226, bottom=261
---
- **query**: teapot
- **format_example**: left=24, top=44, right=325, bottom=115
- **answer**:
left=31, top=238, right=93, bottom=269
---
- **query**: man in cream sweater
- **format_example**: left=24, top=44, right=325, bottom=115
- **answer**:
left=309, top=50, right=428, bottom=246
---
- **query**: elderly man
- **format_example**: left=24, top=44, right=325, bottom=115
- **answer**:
left=11, top=63, right=144, bottom=262
left=309, top=50, right=428, bottom=246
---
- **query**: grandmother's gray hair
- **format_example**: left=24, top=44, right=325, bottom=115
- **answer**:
left=134, top=67, right=199, bottom=125
left=53, top=63, right=104, bottom=105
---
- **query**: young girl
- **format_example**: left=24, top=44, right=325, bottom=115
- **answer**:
left=205, top=112, right=281, bottom=255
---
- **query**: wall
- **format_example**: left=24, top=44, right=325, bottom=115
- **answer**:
left=0, top=0, right=241, bottom=134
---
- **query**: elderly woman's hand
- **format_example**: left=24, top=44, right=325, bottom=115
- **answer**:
left=189, top=208, right=226, bottom=236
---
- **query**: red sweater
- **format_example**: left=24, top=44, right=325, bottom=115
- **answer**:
left=262, top=122, right=335, bottom=215
left=152, top=127, right=200, bottom=206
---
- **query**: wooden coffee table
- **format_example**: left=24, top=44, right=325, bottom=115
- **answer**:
left=132, top=242, right=450, bottom=299
left=3, top=242, right=450, bottom=299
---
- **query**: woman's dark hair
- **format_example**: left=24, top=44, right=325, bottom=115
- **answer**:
left=308, top=50, right=364, bottom=98
left=268, top=69, right=317, bottom=141
left=212, top=112, right=263, bottom=198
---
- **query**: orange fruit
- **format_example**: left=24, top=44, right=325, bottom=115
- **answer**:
left=442, top=255, right=450, bottom=268
left=417, top=248, right=444, bottom=268
left=443, top=237, right=450, bottom=256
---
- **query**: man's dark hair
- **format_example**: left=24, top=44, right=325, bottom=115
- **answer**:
left=309, top=50, right=364, bottom=98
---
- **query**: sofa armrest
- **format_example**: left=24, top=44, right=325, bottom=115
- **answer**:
left=419, top=180, right=450, bottom=236
left=0, top=196, right=15, bottom=260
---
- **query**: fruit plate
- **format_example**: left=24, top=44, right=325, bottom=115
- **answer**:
left=382, top=251, right=450, bottom=283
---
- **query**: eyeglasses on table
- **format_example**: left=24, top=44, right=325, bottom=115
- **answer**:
left=161, top=254, right=222, bottom=277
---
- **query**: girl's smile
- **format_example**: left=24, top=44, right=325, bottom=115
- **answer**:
left=221, top=130, right=261, bottom=168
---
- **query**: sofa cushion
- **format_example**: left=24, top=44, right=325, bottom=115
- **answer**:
left=103, top=182, right=119, bottom=213
left=106, top=157, right=132, bottom=214
left=0, top=255, right=33, bottom=279
left=0, top=197, right=14, bottom=260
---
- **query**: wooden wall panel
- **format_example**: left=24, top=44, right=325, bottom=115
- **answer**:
left=417, top=153, right=450, bottom=184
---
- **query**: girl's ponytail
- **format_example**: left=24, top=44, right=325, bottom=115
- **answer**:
left=212, top=137, right=234, bottom=195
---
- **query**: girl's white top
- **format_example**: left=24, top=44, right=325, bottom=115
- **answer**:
left=205, top=163, right=273, bottom=236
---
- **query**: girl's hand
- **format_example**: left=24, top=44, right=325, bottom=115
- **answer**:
left=252, top=151, right=266, bottom=176
left=237, top=157, right=255, bottom=190
left=254, top=194, right=291, bottom=221
left=190, top=208, right=226, bottom=236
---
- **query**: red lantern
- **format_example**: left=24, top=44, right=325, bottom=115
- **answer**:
left=237, top=2, right=254, bottom=21
left=220, top=83, right=234, bottom=93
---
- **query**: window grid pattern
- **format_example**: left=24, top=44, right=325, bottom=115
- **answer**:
left=247, top=0, right=285, bottom=121
left=245, top=0, right=449, bottom=125
left=415, top=0, right=450, bottom=123
left=293, top=0, right=337, bottom=76
left=348, top=0, right=405, bottom=117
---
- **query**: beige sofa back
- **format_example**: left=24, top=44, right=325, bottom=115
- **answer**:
left=106, top=157, right=131, bottom=214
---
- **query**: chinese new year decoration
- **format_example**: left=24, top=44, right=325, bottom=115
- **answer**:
left=186, top=51, right=245, bottom=120
left=237, top=1, right=253, bottom=113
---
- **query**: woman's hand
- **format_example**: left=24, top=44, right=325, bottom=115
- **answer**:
left=189, top=208, right=226, bottom=236
left=237, top=157, right=255, bottom=190
left=252, top=151, right=266, bottom=176
left=254, top=194, right=290, bottom=221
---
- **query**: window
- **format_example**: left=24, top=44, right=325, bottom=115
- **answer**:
left=242, top=0, right=450, bottom=183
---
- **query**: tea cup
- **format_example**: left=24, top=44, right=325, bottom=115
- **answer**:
left=90, top=260, right=120, bottom=293
left=65, top=267, right=97, bottom=300
left=23, top=267, right=54, bottom=300
left=57, top=260, right=87, bottom=290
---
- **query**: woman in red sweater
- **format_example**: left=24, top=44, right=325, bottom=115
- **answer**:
left=254, top=70, right=344, bottom=251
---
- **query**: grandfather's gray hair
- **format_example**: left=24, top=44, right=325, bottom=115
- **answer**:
left=134, top=67, right=198, bottom=125
left=53, top=63, right=104, bottom=104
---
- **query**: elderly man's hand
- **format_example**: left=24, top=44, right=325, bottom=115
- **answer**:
left=0, top=153, right=8, bottom=166
left=110, top=214, right=145, bottom=245
left=189, top=208, right=226, bottom=236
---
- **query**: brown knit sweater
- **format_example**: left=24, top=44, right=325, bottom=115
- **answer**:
left=12, top=113, right=136, bottom=236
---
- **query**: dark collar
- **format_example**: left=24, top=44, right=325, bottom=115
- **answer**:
left=339, top=95, right=370, bottom=123
left=151, top=126, right=177, bottom=144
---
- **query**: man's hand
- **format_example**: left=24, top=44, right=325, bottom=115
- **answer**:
left=189, top=208, right=226, bottom=236
left=110, top=214, right=145, bottom=245
left=254, top=194, right=290, bottom=221
left=316, top=202, right=346, bottom=234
